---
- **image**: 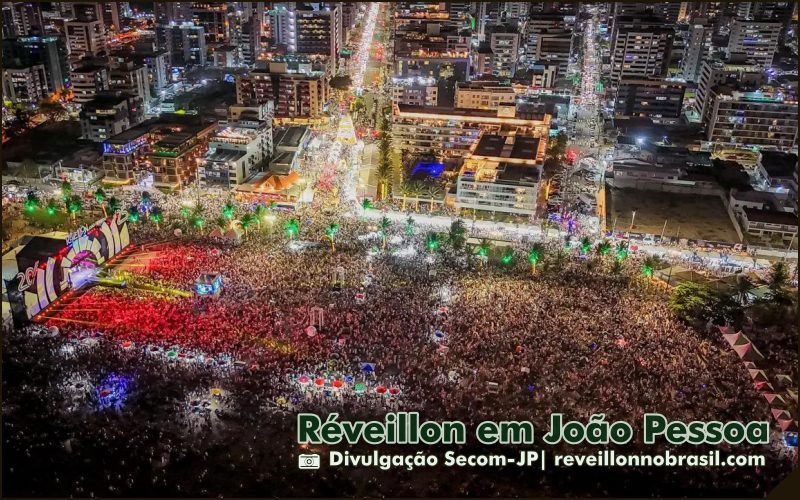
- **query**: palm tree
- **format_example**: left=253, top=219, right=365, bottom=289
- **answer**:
left=595, top=239, right=612, bottom=257
left=766, top=262, right=792, bottom=305
left=476, top=238, right=491, bottom=258
left=66, top=195, right=82, bottom=221
left=127, top=205, right=140, bottom=224
left=398, top=182, right=411, bottom=211
left=425, top=232, right=440, bottom=253
left=404, top=216, right=415, bottom=236
left=641, top=256, right=659, bottom=278
left=214, top=216, right=228, bottom=230
left=376, top=160, right=392, bottom=200
left=45, top=198, right=59, bottom=216
left=579, top=236, right=592, bottom=254
left=610, top=259, right=623, bottom=276
left=253, top=204, right=268, bottom=229
left=24, top=192, right=40, bottom=213
left=94, top=188, right=106, bottom=216
left=107, top=196, right=120, bottom=216
left=191, top=214, right=205, bottom=231
left=408, top=181, right=423, bottom=212
left=361, top=198, right=373, bottom=213
left=615, top=241, right=629, bottom=262
left=323, top=222, right=340, bottom=252
left=239, top=213, right=256, bottom=237
left=284, top=218, right=300, bottom=240
left=61, top=180, right=72, bottom=201
left=734, top=275, right=754, bottom=305
left=501, top=247, right=515, bottom=266
left=378, top=216, right=391, bottom=249
left=150, top=206, right=163, bottom=230
left=422, top=183, right=443, bottom=212
left=527, top=243, right=544, bottom=274
left=222, top=200, right=237, bottom=224
left=448, top=219, right=466, bottom=251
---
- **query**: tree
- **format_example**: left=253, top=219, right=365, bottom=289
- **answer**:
left=214, top=216, right=228, bottom=230
left=615, top=241, right=629, bottom=262
left=107, top=196, right=120, bottom=215
left=448, top=219, right=467, bottom=251
left=323, top=223, right=340, bottom=252
left=669, top=282, right=718, bottom=325
left=150, top=206, right=163, bottom=230
left=329, top=75, right=352, bottom=90
left=579, top=236, right=592, bottom=254
left=766, top=262, right=793, bottom=306
left=547, top=131, right=568, bottom=162
left=527, top=243, right=544, bottom=274
left=734, top=275, right=754, bottom=306
left=378, top=216, right=391, bottom=249
left=24, top=192, right=40, bottom=213
left=422, top=183, right=443, bottom=212
left=66, top=195, right=82, bottom=221
left=361, top=198, right=373, bottom=213
left=501, top=247, right=515, bottom=266
left=61, top=180, right=72, bottom=200
left=222, top=200, right=237, bottom=222
left=284, top=218, right=300, bottom=240
left=641, top=256, right=659, bottom=278
left=425, top=232, right=440, bottom=253
left=127, top=205, right=140, bottom=223
left=404, top=216, right=415, bottom=236
left=94, top=188, right=107, bottom=216
left=610, top=259, right=623, bottom=276
left=595, top=239, right=612, bottom=257
left=239, top=213, right=256, bottom=237
left=253, top=204, right=268, bottom=229
left=45, top=198, right=59, bottom=216
left=398, top=182, right=411, bottom=211
left=475, top=238, right=491, bottom=258
left=180, top=205, right=191, bottom=220
left=407, top=180, right=423, bottom=212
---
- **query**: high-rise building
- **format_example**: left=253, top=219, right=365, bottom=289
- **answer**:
left=295, top=3, right=342, bottom=72
left=610, top=16, right=673, bottom=85
left=2, top=64, right=48, bottom=103
left=455, top=81, right=516, bottom=110
left=705, top=86, right=798, bottom=149
left=65, top=18, right=107, bottom=59
left=695, top=59, right=766, bottom=122
left=198, top=119, right=273, bottom=189
left=79, top=91, right=145, bottom=142
left=108, top=57, right=152, bottom=107
left=154, top=1, right=192, bottom=25
left=1, top=2, right=43, bottom=37
left=613, top=78, right=686, bottom=121
left=680, top=20, right=713, bottom=82
left=474, top=25, right=520, bottom=78
left=235, top=62, right=328, bottom=120
left=157, top=22, right=207, bottom=67
left=2, top=35, right=69, bottom=92
left=70, top=64, right=110, bottom=104
left=191, top=2, right=229, bottom=45
left=727, top=18, right=781, bottom=67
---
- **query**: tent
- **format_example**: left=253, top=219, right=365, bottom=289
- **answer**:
left=775, top=374, right=793, bottom=386
left=771, top=409, right=791, bottom=420
left=763, top=392, right=786, bottom=405
left=743, top=361, right=757, bottom=369
left=748, top=369, right=768, bottom=382
left=718, top=325, right=735, bottom=336
left=723, top=331, right=748, bottom=346
left=778, top=419, right=798, bottom=433
left=209, top=228, right=223, bottom=238
left=732, top=342, right=764, bottom=362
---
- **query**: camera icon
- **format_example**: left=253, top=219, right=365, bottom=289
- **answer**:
left=298, top=454, right=321, bottom=469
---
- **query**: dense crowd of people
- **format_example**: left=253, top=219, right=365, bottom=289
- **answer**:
left=3, top=211, right=795, bottom=497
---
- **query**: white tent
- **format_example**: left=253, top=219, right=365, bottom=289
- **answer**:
left=732, top=342, right=764, bottom=362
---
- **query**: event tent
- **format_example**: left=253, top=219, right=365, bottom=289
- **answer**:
left=732, top=342, right=764, bottom=362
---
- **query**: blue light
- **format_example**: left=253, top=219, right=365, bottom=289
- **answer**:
left=94, top=373, right=131, bottom=410
left=411, top=162, right=445, bottom=178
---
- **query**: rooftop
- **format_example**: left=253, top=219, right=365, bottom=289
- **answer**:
left=743, top=208, right=799, bottom=226
left=472, top=134, right=541, bottom=162
left=760, top=151, right=798, bottom=178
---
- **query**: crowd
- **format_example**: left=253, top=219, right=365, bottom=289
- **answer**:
left=3, top=210, right=795, bottom=498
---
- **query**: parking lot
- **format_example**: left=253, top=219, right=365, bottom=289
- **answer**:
left=607, top=188, right=741, bottom=242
